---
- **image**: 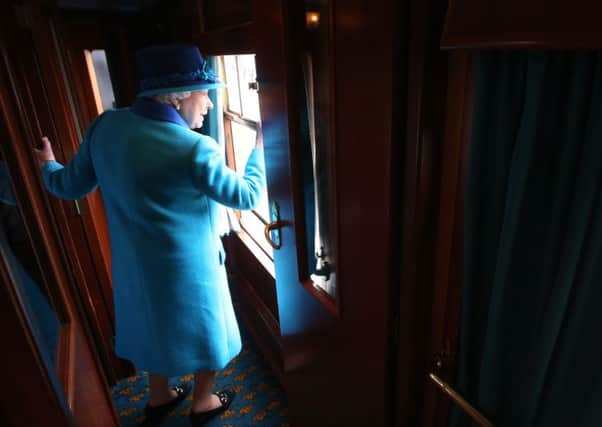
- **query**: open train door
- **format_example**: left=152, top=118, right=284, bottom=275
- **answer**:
left=209, top=0, right=400, bottom=425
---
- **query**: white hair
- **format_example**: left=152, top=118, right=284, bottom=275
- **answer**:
left=151, top=91, right=192, bottom=105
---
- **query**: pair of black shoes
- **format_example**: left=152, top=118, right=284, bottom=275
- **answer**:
left=144, top=383, right=235, bottom=426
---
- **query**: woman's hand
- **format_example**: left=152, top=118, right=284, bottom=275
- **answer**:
left=34, top=137, right=56, bottom=167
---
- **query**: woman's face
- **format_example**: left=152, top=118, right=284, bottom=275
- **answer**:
left=178, top=90, right=213, bottom=129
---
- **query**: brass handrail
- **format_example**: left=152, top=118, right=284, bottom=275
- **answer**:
left=428, top=372, right=494, bottom=427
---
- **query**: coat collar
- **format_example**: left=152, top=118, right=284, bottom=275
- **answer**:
left=131, top=97, right=189, bottom=128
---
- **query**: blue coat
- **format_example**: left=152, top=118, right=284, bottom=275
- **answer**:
left=42, top=98, right=266, bottom=376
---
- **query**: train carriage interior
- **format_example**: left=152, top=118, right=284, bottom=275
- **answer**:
left=2, top=0, right=602, bottom=426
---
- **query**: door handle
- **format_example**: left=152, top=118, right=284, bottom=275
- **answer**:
left=428, top=372, right=494, bottom=427
left=264, top=220, right=291, bottom=250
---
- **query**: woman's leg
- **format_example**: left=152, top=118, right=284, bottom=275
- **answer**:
left=191, top=371, right=222, bottom=412
left=148, top=373, right=178, bottom=406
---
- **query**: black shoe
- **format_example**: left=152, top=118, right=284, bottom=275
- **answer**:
left=144, top=383, right=192, bottom=425
left=189, top=389, right=236, bottom=426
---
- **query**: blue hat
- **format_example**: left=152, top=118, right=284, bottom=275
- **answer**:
left=135, top=44, right=224, bottom=97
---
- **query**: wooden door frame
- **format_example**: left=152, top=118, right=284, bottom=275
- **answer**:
left=419, top=51, right=475, bottom=427
left=393, top=0, right=454, bottom=424
left=53, top=11, right=138, bottom=383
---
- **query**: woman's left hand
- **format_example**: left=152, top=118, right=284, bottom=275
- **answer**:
left=34, top=137, right=56, bottom=167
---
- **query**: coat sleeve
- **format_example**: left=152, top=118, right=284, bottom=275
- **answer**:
left=191, top=136, right=266, bottom=210
left=41, top=114, right=104, bottom=200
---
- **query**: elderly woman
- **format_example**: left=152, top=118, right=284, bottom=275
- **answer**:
left=34, top=44, right=265, bottom=426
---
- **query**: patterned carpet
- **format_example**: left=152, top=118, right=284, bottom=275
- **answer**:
left=112, top=330, right=289, bottom=427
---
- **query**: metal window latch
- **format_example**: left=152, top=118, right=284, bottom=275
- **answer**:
left=248, top=81, right=259, bottom=91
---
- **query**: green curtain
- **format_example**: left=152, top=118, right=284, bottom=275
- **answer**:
left=452, top=51, right=602, bottom=427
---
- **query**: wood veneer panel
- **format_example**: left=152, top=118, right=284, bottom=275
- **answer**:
left=225, top=234, right=279, bottom=321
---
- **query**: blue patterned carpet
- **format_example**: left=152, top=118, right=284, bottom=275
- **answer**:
left=112, top=331, right=289, bottom=427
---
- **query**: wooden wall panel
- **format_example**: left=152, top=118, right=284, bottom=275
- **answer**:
left=224, top=234, right=279, bottom=322
left=195, top=24, right=256, bottom=56
left=203, top=0, right=253, bottom=31
left=169, top=0, right=255, bottom=54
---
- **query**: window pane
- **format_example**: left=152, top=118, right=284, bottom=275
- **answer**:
left=231, top=121, right=256, bottom=173
left=237, top=55, right=261, bottom=122
left=240, top=210, right=273, bottom=257
left=223, top=55, right=242, bottom=115
left=87, top=50, right=115, bottom=112
left=230, top=121, right=269, bottom=221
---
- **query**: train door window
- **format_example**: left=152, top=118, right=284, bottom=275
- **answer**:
left=84, top=49, right=116, bottom=113
left=219, top=55, right=272, bottom=261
